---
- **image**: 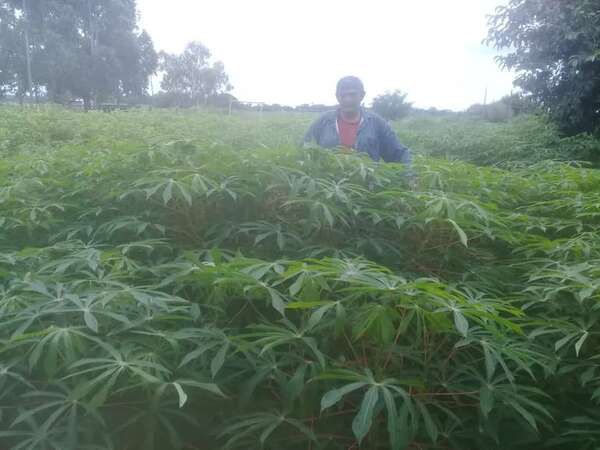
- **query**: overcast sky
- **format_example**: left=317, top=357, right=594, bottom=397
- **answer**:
left=137, top=0, right=514, bottom=111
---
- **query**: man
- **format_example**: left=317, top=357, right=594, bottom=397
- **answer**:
left=303, top=76, right=413, bottom=168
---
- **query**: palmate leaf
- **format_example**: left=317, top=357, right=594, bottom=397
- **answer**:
left=447, top=218, right=469, bottom=247
left=5, top=107, right=600, bottom=450
left=61, top=349, right=171, bottom=405
left=320, top=382, right=367, bottom=411
left=415, top=400, right=439, bottom=443
left=156, top=379, right=225, bottom=410
left=243, top=320, right=327, bottom=368
left=219, top=412, right=317, bottom=449
left=10, top=384, right=106, bottom=444
left=352, top=386, right=379, bottom=443
left=317, top=370, right=416, bottom=447
left=453, top=309, right=469, bottom=337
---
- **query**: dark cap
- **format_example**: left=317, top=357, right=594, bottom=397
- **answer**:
left=336, top=76, right=365, bottom=95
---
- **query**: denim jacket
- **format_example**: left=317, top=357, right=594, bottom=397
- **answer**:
left=303, top=108, right=412, bottom=166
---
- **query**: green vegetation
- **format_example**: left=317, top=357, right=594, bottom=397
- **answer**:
left=396, top=114, right=600, bottom=167
left=2, top=106, right=600, bottom=450
left=0, top=1, right=157, bottom=106
left=371, top=90, right=412, bottom=121
left=487, top=0, right=600, bottom=135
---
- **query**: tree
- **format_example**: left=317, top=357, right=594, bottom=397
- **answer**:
left=487, top=0, right=600, bottom=135
left=159, top=41, right=232, bottom=107
left=126, top=30, right=159, bottom=97
left=0, top=0, right=158, bottom=107
left=0, top=1, right=38, bottom=99
left=0, top=3, right=21, bottom=96
left=371, top=90, right=413, bottom=121
left=466, top=93, right=538, bottom=123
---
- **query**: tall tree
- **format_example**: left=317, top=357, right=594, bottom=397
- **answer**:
left=0, top=3, right=20, bottom=96
left=159, top=41, right=232, bottom=107
left=487, top=0, right=600, bottom=135
left=0, top=0, right=158, bottom=107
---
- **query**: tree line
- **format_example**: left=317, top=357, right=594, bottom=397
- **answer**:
left=1, top=0, right=599, bottom=135
left=0, top=0, right=157, bottom=108
left=0, top=1, right=232, bottom=110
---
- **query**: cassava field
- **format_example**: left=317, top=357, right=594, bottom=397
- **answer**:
left=1, top=106, right=600, bottom=450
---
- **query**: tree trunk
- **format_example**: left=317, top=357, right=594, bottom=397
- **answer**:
left=22, top=0, right=33, bottom=98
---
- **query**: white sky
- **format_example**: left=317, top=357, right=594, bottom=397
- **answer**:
left=137, top=0, right=514, bottom=111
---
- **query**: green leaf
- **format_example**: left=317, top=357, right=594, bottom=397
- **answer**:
left=574, top=331, right=588, bottom=356
left=307, top=302, right=336, bottom=330
left=172, top=382, right=188, bottom=408
left=163, top=181, right=173, bottom=205
left=267, top=287, right=286, bottom=316
left=302, top=336, right=326, bottom=368
left=322, top=204, right=335, bottom=227
left=482, top=342, right=496, bottom=381
left=453, top=309, right=469, bottom=337
left=320, top=382, right=366, bottom=412
left=286, top=301, right=331, bottom=309
left=129, top=366, right=162, bottom=384
left=190, top=303, right=201, bottom=321
left=90, top=371, right=120, bottom=407
left=283, top=364, right=306, bottom=407
left=381, top=387, right=403, bottom=450
left=417, top=401, right=438, bottom=443
left=480, top=385, right=494, bottom=418
left=352, top=386, right=379, bottom=443
left=259, top=421, right=281, bottom=446
left=289, top=273, right=305, bottom=296
left=555, top=333, right=577, bottom=352
left=178, top=379, right=225, bottom=397
left=447, top=218, right=468, bottom=247
left=191, top=174, right=208, bottom=193
left=177, top=183, right=192, bottom=206
left=508, top=400, right=538, bottom=431
left=179, top=342, right=219, bottom=368
left=83, top=310, right=98, bottom=333
left=211, top=343, right=229, bottom=378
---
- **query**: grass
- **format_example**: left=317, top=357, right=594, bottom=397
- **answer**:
left=1, top=105, right=600, bottom=450
left=395, top=114, right=600, bottom=166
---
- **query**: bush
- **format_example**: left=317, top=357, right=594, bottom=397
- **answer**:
left=395, top=114, right=600, bottom=167
left=466, top=93, right=538, bottom=123
left=1, top=107, right=600, bottom=450
left=371, top=89, right=413, bottom=120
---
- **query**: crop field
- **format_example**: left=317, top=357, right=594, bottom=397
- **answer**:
left=1, top=106, right=600, bottom=450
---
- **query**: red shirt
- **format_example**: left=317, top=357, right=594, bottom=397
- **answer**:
left=337, top=113, right=361, bottom=148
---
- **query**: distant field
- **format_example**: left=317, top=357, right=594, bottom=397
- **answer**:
left=1, top=106, right=600, bottom=450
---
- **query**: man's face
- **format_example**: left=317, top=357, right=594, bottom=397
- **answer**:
left=336, top=88, right=365, bottom=113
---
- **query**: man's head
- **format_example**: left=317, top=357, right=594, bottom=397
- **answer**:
left=336, top=76, right=365, bottom=114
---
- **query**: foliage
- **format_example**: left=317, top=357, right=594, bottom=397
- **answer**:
left=466, top=93, right=538, bottom=123
left=487, top=0, right=600, bottom=135
left=1, top=106, right=600, bottom=449
left=371, top=90, right=413, bottom=121
left=159, top=41, right=232, bottom=107
left=0, top=2, right=21, bottom=96
left=0, top=0, right=157, bottom=105
left=395, top=114, right=600, bottom=167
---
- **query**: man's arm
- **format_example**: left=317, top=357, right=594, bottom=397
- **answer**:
left=379, top=119, right=412, bottom=165
left=302, top=117, right=322, bottom=148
